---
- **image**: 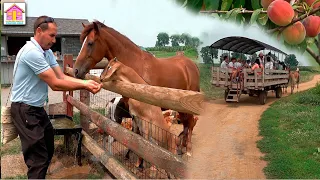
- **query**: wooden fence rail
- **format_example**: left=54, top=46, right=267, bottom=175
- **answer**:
left=65, top=67, right=204, bottom=115
left=66, top=95, right=187, bottom=179
left=81, top=131, right=138, bottom=179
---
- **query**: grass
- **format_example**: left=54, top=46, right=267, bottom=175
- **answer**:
left=257, top=84, right=320, bottom=179
left=0, top=138, right=22, bottom=157
left=2, top=175, right=28, bottom=179
left=198, top=63, right=224, bottom=100
left=299, top=71, right=317, bottom=83
left=150, top=48, right=198, bottom=61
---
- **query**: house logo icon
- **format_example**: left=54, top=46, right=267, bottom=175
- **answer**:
left=3, top=2, right=26, bottom=25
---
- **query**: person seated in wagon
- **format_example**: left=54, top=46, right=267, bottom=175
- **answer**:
left=228, top=57, right=236, bottom=69
left=251, top=58, right=263, bottom=75
left=265, top=56, right=274, bottom=74
left=220, top=55, right=229, bottom=69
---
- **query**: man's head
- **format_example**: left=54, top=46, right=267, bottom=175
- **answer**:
left=259, top=52, right=264, bottom=58
left=33, top=15, right=57, bottom=50
left=223, top=55, right=229, bottom=62
left=231, top=57, right=236, bottom=62
left=266, top=56, right=271, bottom=62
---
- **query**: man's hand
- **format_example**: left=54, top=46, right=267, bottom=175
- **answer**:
left=83, top=80, right=103, bottom=94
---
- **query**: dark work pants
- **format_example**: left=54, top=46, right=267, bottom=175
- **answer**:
left=11, top=102, right=54, bottom=179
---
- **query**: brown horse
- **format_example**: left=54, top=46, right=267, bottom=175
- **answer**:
left=73, top=21, right=200, bottom=156
left=289, top=68, right=300, bottom=94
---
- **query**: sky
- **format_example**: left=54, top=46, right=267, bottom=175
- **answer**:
left=23, top=0, right=315, bottom=65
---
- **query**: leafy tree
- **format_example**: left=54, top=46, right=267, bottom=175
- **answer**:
left=200, top=46, right=218, bottom=64
left=285, top=54, right=299, bottom=67
left=155, top=32, right=169, bottom=47
left=170, top=34, right=181, bottom=47
left=180, top=33, right=192, bottom=46
left=174, top=0, right=320, bottom=65
left=250, top=53, right=258, bottom=63
left=191, top=37, right=201, bottom=48
left=231, top=52, right=247, bottom=61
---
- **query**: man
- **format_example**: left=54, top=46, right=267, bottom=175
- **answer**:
left=258, top=52, right=265, bottom=66
left=10, top=16, right=102, bottom=179
left=220, top=55, right=229, bottom=69
left=265, top=56, right=274, bottom=74
left=228, top=57, right=236, bottom=69
left=234, top=58, right=242, bottom=69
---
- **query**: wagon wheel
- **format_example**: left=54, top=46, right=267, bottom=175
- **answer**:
left=258, top=90, right=267, bottom=105
left=275, top=87, right=282, bottom=98
left=224, top=89, right=229, bottom=102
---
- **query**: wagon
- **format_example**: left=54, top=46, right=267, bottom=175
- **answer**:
left=210, top=36, right=290, bottom=105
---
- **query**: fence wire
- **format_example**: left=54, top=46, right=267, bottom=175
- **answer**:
left=72, top=69, right=191, bottom=179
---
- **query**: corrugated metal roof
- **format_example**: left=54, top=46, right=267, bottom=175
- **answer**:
left=210, top=36, right=287, bottom=55
left=2, top=16, right=90, bottom=36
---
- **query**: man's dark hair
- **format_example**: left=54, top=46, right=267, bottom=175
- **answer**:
left=266, top=56, right=271, bottom=62
left=33, top=15, right=56, bottom=34
left=231, top=57, right=236, bottom=61
left=223, top=55, right=228, bottom=60
left=255, top=58, right=260, bottom=65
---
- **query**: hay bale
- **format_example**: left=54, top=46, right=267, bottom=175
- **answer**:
left=1, top=106, right=18, bottom=144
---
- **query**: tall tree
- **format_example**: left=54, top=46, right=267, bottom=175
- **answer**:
left=191, top=37, right=201, bottom=48
left=155, top=32, right=170, bottom=47
left=170, top=34, right=181, bottom=47
left=180, top=33, right=192, bottom=46
left=200, top=46, right=218, bottom=64
left=285, top=54, right=299, bottom=67
left=231, top=52, right=247, bottom=61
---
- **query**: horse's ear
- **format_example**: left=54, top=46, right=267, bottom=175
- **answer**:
left=82, top=23, right=86, bottom=28
left=93, top=22, right=100, bottom=34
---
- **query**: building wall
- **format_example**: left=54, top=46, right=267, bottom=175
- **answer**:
left=1, top=36, right=8, bottom=56
left=61, top=36, right=81, bottom=57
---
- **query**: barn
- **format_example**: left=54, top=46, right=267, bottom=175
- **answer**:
left=1, top=16, right=89, bottom=60
left=1, top=16, right=89, bottom=85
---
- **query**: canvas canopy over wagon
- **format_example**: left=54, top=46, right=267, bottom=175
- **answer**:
left=210, top=36, right=290, bottom=105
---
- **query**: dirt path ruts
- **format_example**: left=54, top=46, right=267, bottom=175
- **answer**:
left=187, top=74, right=320, bottom=179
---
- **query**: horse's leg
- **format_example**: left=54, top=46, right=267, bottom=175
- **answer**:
left=297, top=74, right=300, bottom=92
left=124, top=119, right=137, bottom=160
left=186, top=115, right=198, bottom=157
left=178, top=113, right=195, bottom=156
left=291, top=78, right=294, bottom=94
left=129, top=116, right=144, bottom=168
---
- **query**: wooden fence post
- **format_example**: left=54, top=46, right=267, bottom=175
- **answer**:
left=80, top=89, right=90, bottom=132
left=63, top=54, right=74, bottom=117
left=62, top=54, right=74, bottom=153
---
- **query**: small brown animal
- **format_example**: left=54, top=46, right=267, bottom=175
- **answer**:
left=289, top=69, right=300, bottom=94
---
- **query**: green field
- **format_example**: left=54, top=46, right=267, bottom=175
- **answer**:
left=257, top=84, right=320, bottom=179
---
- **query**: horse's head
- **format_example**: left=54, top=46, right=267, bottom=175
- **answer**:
left=74, top=21, right=107, bottom=79
left=100, top=58, right=121, bottom=82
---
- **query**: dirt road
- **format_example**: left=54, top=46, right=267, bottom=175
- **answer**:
left=187, top=74, right=320, bottom=179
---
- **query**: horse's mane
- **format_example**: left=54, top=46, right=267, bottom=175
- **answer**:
left=80, top=20, right=141, bottom=51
